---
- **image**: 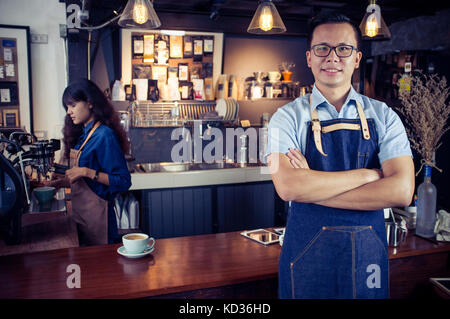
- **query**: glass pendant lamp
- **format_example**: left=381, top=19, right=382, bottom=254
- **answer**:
left=359, top=0, right=391, bottom=40
left=247, top=0, right=287, bottom=34
left=118, top=0, right=161, bottom=29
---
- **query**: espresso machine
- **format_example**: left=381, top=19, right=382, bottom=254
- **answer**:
left=0, top=130, right=63, bottom=244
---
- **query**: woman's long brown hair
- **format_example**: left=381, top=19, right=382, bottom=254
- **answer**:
left=61, top=78, right=130, bottom=160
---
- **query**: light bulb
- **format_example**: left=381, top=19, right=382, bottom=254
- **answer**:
left=365, top=13, right=379, bottom=37
left=259, top=7, right=273, bottom=32
left=133, top=2, right=149, bottom=24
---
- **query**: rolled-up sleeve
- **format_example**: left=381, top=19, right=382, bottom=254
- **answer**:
left=96, top=133, right=131, bottom=195
left=265, top=105, right=300, bottom=159
left=378, top=105, right=413, bottom=164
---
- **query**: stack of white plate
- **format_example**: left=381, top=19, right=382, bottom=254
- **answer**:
left=215, top=98, right=239, bottom=121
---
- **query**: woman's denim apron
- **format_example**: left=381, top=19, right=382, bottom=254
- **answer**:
left=278, top=98, right=389, bottom=299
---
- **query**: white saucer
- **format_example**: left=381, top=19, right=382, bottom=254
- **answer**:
left=117, top=245, right=154, bottom=259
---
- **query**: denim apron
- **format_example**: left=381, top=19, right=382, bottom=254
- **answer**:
left=278, top=96, right=389, bottom=299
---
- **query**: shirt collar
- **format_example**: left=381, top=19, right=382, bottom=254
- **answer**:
left=79, top=120, right=95, bottom=142
left=83, top=120, right=95, bottom=134
left=310, top=84, right=364, bottom=111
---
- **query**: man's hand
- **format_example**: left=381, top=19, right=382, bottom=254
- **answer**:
left=287, top=148, right=310, bottom=169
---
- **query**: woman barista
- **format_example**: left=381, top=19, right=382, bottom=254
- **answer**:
left=49, top=79, right=131, bottom=245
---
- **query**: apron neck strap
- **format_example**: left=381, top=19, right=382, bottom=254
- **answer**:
left=309, top=95, right=371, bottom=156
left=355, top=101, right=370, bottom=140
left=79, top=121, right=101, bottom=152
left=310, top=95, right=327, bottom=156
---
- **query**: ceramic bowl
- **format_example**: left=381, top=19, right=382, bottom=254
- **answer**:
left=33, top=186, right=56, bottom=204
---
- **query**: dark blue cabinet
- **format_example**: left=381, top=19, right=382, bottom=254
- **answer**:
left=141, top=182, right=276, bottom=239
left=142, top=186, right=213, bottom=238
left=217, top=182, right=275, bottom=232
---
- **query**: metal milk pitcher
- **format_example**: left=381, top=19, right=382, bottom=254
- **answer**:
left=385, top=208, right=408, bottom=247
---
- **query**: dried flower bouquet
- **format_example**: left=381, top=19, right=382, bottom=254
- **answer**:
left=396, top=71, right=450, bottom=173
left=279, top=61, right=295, bottom=72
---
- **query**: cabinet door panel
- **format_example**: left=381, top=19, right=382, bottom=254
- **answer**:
left=142, top=187, right=213, bottom=238
left=217, top=182, right=275, bottom=232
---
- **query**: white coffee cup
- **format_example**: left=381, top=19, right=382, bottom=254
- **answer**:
left=122, top=233, right=155, bottom=254
left=268, top=71, right=281, bottom=83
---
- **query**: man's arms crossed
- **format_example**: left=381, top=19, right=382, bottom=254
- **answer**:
left=268, top=151, right=414, bottom=211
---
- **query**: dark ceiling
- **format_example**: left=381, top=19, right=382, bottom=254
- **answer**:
left=155, top=0, right=449, bottom=24
left=85, top=0, right=450, bottom=34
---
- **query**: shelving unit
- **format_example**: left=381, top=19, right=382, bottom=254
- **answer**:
left=121, top=29, right=223, bottom=102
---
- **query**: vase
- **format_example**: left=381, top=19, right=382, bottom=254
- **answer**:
left=282, top=71, right=292, bottom=82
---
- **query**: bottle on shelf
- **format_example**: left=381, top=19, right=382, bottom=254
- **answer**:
left=228, top=75, right=238, bottom=100
left=416, top=165, right=437, bottom=238
left=216, top=74, right=227, bottom=100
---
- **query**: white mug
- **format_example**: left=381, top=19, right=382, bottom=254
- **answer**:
left=268, top=71, right=281, bottom=83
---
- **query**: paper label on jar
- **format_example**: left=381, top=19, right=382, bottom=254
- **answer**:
left=194, top=40, right=203, bottom=55
left=170, top=35, right=183, bottom=58
left=133, top=39, right=144, bottom=54
left=184, top=41, right=192, bottom=52
left=178, top=65, right=188, bottom=81
left=143, top=35, right=154, bottom=62
left=204, top=39, right=213, bottom=53
left=158, top=40, right=167, bottom=49
left=181, top=85, right=189, bottom=99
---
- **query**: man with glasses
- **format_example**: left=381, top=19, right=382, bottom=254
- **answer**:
left=266, top=12, right=414, bottom=298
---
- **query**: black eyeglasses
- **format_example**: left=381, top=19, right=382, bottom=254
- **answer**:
left=311, top=44, right=358, bottom=58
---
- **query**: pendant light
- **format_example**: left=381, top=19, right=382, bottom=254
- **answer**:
left=118, top=0, right=161, bottom=29
left=359, top=0, right=391, bottom=40
left=247, top=0, right=287, bottom=34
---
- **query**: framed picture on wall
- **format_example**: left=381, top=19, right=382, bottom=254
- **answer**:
left=0, top=81, right=18, bottom=105
left=0, top=25, right=33, bottom=133
left=3, top=108, right=19, bottom=127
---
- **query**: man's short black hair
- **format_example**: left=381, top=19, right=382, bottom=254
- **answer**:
left=307, top=11, right=362, bottom=51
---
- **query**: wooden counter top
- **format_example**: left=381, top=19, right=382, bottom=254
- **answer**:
left=0, top=231, right=280, bottom=298
left=0, top=229, right=448, bottom=299
left=389, top=232, right=450, bottom=259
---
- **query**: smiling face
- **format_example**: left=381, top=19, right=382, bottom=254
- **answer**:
left=306, top=22, right=362, bottom=93
left=66, top=101, right=94, bottom=126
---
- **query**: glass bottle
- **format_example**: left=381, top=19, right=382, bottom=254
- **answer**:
left=416, top=165, right=437, bottom=238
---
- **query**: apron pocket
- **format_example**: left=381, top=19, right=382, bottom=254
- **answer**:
left=290, top=226, right=388, bottom=299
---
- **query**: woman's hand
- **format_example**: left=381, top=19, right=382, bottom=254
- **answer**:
left=287, top=148, right=310, bottom=169
left=65, top=167, right=92, bottom=184
left=41, top=175, right=69, bottom=189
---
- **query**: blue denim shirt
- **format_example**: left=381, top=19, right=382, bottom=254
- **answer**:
left=75, top=121, right=131, bottom=201
left=266, top=84, right=412, bottom=164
